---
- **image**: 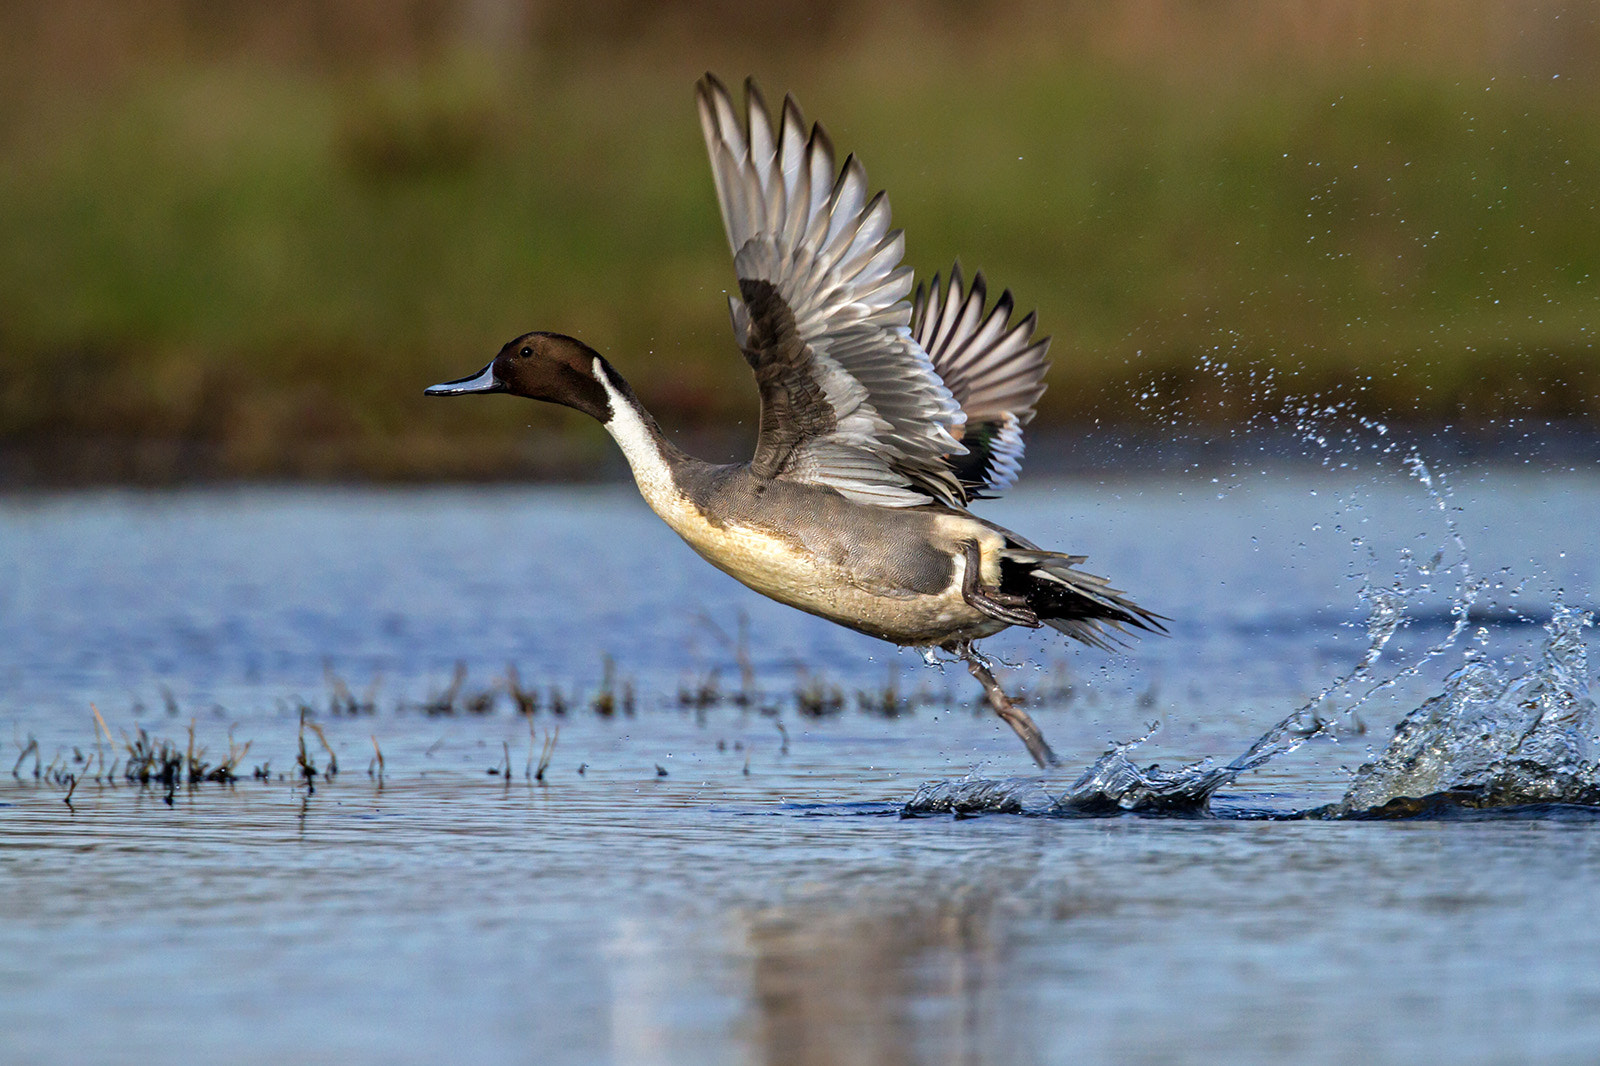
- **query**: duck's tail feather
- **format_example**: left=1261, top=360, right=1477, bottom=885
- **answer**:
left=998, top=548, right=1167, bottom=651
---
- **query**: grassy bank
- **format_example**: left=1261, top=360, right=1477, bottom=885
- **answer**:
left=1, top=5, right=1597, bottom=482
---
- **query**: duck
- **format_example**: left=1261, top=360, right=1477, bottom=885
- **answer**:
left=427, top=73, right=1163, bottom=767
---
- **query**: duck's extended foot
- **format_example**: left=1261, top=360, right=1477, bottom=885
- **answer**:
left=952, top=640, right=1060, bottom=769
left=961, top=541, right=1041, bottom=629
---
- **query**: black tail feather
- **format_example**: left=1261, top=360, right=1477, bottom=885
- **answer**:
left=999, top=549, right=1167, bottom=651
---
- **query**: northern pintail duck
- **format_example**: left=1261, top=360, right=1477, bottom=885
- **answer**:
left=428, top=74, right=1162, bottom=766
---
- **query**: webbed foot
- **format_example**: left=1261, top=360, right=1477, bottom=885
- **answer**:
left=961, top=540, right=1041, bottom=628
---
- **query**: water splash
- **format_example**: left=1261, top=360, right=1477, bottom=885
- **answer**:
left=1323, top=607, right=1600, bottom=817
left=903, top=683, right=1335, bottom=816
left=901, top=776, right=1057, bottom=816
left=1054, top=707, right=1326, bottom=814
left=901, top=705, right=1327, bottom=817
left=904, top=600, right=1599, bottom=820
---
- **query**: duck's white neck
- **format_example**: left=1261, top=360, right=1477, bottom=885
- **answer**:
left=593, top=358, right=683, bottom=511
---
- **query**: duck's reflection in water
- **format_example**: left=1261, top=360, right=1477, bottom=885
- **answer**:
left=741, top=894, right=1009, bottom=1066
left=598, top=835, right=1126, bottom=1066
left=603, top=881, right=1089, bottom=1066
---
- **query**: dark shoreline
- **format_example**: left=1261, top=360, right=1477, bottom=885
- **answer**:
left=3, top=422, right=1596, bottom=492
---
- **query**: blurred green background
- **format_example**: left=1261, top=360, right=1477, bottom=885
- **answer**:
left=1, top=0, right=1597, bottom=483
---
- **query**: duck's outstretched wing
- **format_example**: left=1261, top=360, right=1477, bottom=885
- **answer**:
left=912, top=264, right=1050, bottom=498
left=696, top=73, right=967, bottom=509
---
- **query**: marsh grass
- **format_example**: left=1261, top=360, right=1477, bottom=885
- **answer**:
left=12, top=735, right=41, bottom=779
left=19, top=709, right=260, bottom=805
left=504, top=664, right=539, bottom=715
left=590, top=653, right=635, bottom=717
left=420, top=662, right=470, bottom=715
left=3, top=5, right=1599, bottom=482
left=16, top=643, right=1098, bottom=805
left=855, top=667, right=910, bottom=719
left=529, top=722, right=558, bottom=783
left=324, top=663, right=380, bottom=715
left=678, top=668, right=724, bottom=711
left=795, top=671, right=846, bottom=719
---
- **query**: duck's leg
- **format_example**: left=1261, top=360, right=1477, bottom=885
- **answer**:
left=960, top=540, right=1040, bottom=628
left=952, top=640, right=1060, bottom=769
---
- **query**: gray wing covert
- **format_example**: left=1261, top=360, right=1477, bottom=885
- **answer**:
left=696, top=74, right=968, bottom=509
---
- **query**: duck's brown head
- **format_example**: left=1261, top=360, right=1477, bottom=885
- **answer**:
left=425, top=331, right=613, bottom=422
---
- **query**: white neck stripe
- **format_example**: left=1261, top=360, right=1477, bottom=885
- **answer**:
left=594, top=359, right=678, bottom=510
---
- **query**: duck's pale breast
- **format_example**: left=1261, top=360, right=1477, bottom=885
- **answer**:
left=662, top=468, right=1008, bottom=646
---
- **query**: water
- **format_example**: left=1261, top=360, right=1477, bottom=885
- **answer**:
left=4, top=468, right=1600, bottom=1064
left=1329, top=607, right=1600, bottom=816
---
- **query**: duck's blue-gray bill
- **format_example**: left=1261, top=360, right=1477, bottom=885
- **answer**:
left=425, top=362, right=503, bottom=395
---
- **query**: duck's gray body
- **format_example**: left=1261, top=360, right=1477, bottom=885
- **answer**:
left=427, top=74, right=1163, bottom=765
left=666, top=467, right=995, bottom=645
left=618, top=414, right=1004, bottom=647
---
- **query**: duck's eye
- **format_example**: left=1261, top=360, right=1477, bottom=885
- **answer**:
left=519, top=347, right=532, bottom=358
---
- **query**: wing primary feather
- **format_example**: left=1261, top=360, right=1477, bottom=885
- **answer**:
left=932, top=263, right=966, bottom=353
left=744, top=78, right=774, bottom=169
left=697, top=76, right=1013, bottom=509
left=912, top=259, right=1053, bottom=495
